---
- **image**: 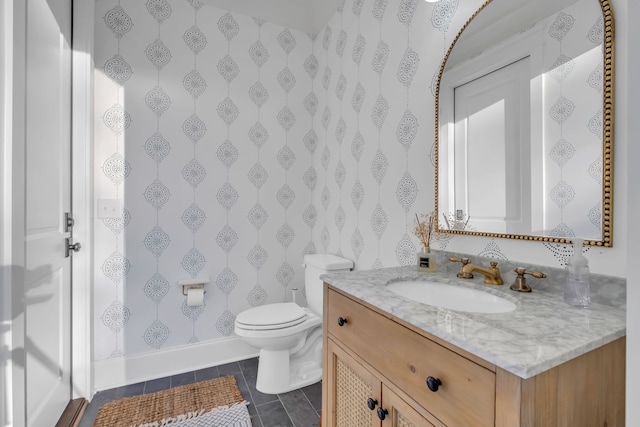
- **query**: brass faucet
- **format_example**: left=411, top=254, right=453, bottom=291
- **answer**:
left=463, top=261, right=503, bottom=285
left=449, top=257, right=473, bottom=278
left=510, top=267, right=546, bottom=292
left=449, top=257, right=503, bottom=285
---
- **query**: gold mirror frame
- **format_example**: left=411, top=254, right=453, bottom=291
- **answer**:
left=434, top=0, right=614, bottom=247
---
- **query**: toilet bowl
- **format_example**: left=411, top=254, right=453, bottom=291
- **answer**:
left=234, top=253, right=353, bottom=394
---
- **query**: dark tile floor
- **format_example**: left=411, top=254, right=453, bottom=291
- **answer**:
left=79, top=357, right=321, bottom=427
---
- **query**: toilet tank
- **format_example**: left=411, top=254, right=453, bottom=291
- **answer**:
left=303, top=254, right=353, bottom=315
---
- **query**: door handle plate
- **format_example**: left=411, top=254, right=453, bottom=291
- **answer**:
left=65, top=238, right=81, bottom=258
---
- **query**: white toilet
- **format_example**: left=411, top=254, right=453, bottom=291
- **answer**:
left=234, top=253, right=353, bottom=394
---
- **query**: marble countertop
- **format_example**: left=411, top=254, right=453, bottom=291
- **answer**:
left=321, top=264, right=626, bottom=379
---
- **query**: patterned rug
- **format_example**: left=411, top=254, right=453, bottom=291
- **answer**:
left=93, top=375, right=252, bottom=427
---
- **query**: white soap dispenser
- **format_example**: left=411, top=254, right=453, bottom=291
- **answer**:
left=564, top=238, right=591, bottom=307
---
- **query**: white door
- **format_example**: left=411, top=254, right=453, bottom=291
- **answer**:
left=24, top=0, right=73, bottom=424
left=453, top=57, right=532, bottom=235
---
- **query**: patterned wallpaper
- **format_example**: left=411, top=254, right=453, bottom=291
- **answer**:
left=541, top=0, right=604, bottom=240
left=94, top=0, right=313, bottom=359
left=93, top=0, right=622, bottom=362
left=313, top=0, right=620, bottom=272
left=312, top=0, right=440, bottom=269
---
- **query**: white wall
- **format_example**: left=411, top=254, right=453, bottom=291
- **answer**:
left=1, top=0, right=28, bottom=423
left=622, top=0, right=639, bottom=420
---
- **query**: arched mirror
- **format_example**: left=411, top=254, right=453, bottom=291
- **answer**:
left=435, top=0, right=614, bottom=246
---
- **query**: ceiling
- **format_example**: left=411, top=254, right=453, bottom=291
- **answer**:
left=203, top=0, right=342, bottom=35
left=447, top=0, right=579, bottom=69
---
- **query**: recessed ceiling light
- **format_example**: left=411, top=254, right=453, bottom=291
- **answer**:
left=425, top=0, right=440, bottom=2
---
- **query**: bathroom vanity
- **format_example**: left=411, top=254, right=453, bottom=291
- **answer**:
left=321, top=266, right=626, bottom=427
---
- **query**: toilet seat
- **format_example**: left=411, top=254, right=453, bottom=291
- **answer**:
left=235, top=302, right=307, bottom=331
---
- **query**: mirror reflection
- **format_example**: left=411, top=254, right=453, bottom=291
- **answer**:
left=436, top=0, right=613, bottom=246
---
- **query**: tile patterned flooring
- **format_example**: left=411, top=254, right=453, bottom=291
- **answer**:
left=79, top=358, right=321, bottom=427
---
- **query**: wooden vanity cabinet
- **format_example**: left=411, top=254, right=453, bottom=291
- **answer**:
left=327, top=338, right=437, bottom=427
left=322, top=285, right=625, bottom=427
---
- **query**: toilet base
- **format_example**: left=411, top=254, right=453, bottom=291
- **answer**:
left=255, top=350, right=322, bottom=394
left=255, top=328, right=323, bottom=394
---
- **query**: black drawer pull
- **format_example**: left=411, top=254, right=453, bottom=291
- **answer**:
left=377, top=407, right=388, bottom=420
left=426, top=376, right=442, bottom=392
left=337, top=317, right=348, bottom=327
left=367, top=398, right=378, bottom=410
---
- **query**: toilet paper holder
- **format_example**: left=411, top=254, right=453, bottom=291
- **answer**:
left=178, top=278, right=209, bottom=295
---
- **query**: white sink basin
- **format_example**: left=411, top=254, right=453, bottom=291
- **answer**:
left=386, top=280, right=517, bottom=313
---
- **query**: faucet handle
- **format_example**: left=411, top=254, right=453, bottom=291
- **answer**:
left=449, top=257, right=473, bottom=278
left=510, top=267, right=547, bottom=292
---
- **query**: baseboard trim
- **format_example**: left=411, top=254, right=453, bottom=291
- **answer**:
left=94, top=337, right=259, bottom=392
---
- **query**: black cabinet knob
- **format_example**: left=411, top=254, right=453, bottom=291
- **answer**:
left=367, top=398, right=378, bottom=410
left=426, top=376, right=442, bottom=392
left=377, top=407, right=388, bottom=420
left=337, top=317, right=348, bottom=327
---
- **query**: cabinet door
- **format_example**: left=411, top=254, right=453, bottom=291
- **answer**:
left=380, top=385, right=437, bottom=427
left=326, top=287, right=495, bottom=426
left=326, top=338, right=382, bottom=427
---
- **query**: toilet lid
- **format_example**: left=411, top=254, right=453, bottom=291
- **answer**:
left=235, top=303, right=308, bottom=330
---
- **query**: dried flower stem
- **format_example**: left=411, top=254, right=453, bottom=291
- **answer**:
left=413, top=212, right=436, bottom=248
